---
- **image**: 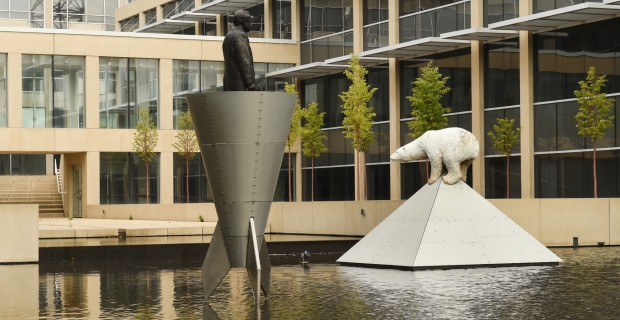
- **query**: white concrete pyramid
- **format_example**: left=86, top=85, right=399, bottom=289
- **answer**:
left=338, top=180, right=562, bottom=270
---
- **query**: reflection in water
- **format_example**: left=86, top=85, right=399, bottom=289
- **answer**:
left=2, top=247, right=620, bottom=319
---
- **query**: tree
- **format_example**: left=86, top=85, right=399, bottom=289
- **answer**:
left=172, top=111, right=199, bottom=203
left=284, top=83, right=304, bottom=202
left=406, top=61, right=451, bottom=180
left=339, top=54, right=377, bottom=200
left=301, top=101, right=328, bottom=202
left=487, top=118, right=522, bottom=199
left=574, top=66, right=615, bottom=198
left=133, top=108, right=159, bottom=204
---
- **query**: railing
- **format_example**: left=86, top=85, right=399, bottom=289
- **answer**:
left=399, top=0, right=471, bottom=43
left=363, top=20, right=390, bottom=51
left=300, top=31, right=354, bottom=64
left=54, top=159, right=66, bottom=194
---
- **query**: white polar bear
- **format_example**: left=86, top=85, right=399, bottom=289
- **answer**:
left=391, top=127, right=479, bottom=185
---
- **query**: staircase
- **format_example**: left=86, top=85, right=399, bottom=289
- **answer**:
left=0, top=176, right=64, bottom=217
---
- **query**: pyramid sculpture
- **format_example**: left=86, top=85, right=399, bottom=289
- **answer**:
left=338, top=179, right=562, bottom=270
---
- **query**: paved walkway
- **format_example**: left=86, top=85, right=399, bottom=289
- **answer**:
left=39, top=218, right=216, bottom=239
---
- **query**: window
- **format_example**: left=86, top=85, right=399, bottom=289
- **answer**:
left=144, top=9, right=156, bottom=26
left=100, top=152, right=159, bottom=204
left=363, top=0, right=389, bottom=50
left=533, top=0, right=601, bottom=14
left=484, top=41, right=520, bottom=109
left=173, top=153, right=212, bottom=203
left=53, top=0, right=118, bottom=31
left=0, top=0, right=44, bottom=28
left=0, top=154, right=46, bottom=175
left=484, top=0, right=518, bottom=26
left=99, top=57, right=158, bottom=129
left=226, top=4, right=265, bottom=38
left=399, top=0, right=470, bottom=43
left=162, top=0, right=193, bottom=19
left=119, top=15, right=139, bottom=32
left=22, top=55, right=85, bottom=128
left=303, top=166, right=354, bottom=201
left=485, top=156, right=521, bottom=198
left=273, top=0, right=292, bottom=39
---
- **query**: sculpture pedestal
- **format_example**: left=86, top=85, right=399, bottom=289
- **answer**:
left=338, top=180, right=562, bottom=270
left=186, top=92, right=296, bottom=301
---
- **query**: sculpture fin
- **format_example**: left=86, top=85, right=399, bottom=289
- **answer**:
left=202, top=222, right=231, bottom=299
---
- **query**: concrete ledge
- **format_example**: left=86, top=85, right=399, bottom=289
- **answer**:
left=0, top=204, right=38, bottom=263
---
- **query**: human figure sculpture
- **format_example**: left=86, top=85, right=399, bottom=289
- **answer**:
left=390, top=127, right=479, bottom=185
left=223, top=10, right=256, bottom=91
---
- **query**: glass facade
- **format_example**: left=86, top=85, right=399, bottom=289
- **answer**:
left=484, top=0, right=518, bottom=26
left=0, top=53, right=6, bottom=127
left=22, top=55, right=85, bottom=128
left=119, top=15, right=139, bottom=32
left=0, top=0, right=44, bottom=28
left=484, top=41, right=520, bottom=109
left=533, top=0, right=601, bottom=14
left=173, top=153, right=211, bottom=203
left=273, top=0, right=292, bottom=39
left=363, top=0, right=389, bottom=50
left=303, top=166, right=354, bottom=201
left=144, top=9, right=156, bottom=26
left=99, top=57, right=159, bottom=129
left=532, top=18, right=620, bottom=198
left=399, top=0, right=470, bottom=43
left=226, top=4, right=266, bottom=38
left=162, top=0, right=192, bottom=19
left=100, top=152, right=159, bottom=204
left=53, top=0, right=118, bottom=31
left=0, top=154, right=46, bottom=175
left=173, top=60, right=202, bottom=129
left=536, top=151, right=620, bottom=198
left=274, top=154, right=296, bottom=202
left=485, top=156, right=521, bottom=199
left=300, top=0, right=354, bottom=63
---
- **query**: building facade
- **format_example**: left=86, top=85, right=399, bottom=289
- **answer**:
left=1, top=0, right=620, bottom=223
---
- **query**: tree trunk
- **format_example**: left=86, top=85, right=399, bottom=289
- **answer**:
left=186, top=156, right=190, bottom=203
left=364, top=155, right=368, bottom=200
left=145, top=159, right=149, bottom=204
left=357, top=151, right=361, bottom=201
left=506, top=155, right=510, bottom=199
left=311, top=157, right=314, bottom=202
left=594, top=139, right=598, bottom=198
left=288, top=146, right=292, bottom=202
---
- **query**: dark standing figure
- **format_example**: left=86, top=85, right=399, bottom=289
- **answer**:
left=223, top=10, right=256, bottom=91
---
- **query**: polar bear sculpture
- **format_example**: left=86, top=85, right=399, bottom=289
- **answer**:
left=391, top=128, right=479, bottom=185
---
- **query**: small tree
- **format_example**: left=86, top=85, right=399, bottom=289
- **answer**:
left=172, top=111, right=199, bottom=203
left=574, top=66, right=615, bottom=198
left=133, top=108, right=159, bottom=204
left=284, top=83, right=304, bottom=202
left=301, top=101, right=328, bottom=201
left=487, top=118, right=522, bottom=199
left=339, top=55, right=377, bottom=200
left=406, top=62, right=451, bottom=180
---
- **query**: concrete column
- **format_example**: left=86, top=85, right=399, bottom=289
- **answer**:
left=46, top=154, right=53, bottom=175
left=44, top=0, right=53, bottom=28
left=216, top=14, right=225, bottom=36
left=471, top=0, right=484, bottom=28
left=157, top=5, right=164, bottom=21
left=471, top=41, right=485, bottom=196
left=389, top=59, right=401, bottom=200
left=85, top=56, right=99, bottom=129
left=519, top=1, right=534, bottom=198
left=159, top=152, right=174, bottom=204
left=139, top=12, right=146, bottom=28
left=264, top=0, right=273, bottom=39
left=352, top=0, right=364, bottom=54
left=85, top=151, right=100, bottom=207
left=7, top=53, right=21, bottom=128
left=388, top=0, right=399, bottom=45
left=519, top=30, right=535, bottom=198
left=291, top=0, right=300, bottom=41
left=159, top=59, right=173, bottom=130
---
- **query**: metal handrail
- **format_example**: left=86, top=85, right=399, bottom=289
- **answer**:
left=54, top=159, right=66, bottom=194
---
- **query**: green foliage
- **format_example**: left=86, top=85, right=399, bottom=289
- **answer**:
left=301, top=101, right=328, bottom=159
left=574, top=66, right=615, bottom=141
left=129, top=215, right=133, bottom=220
left=199, top=215, right=204, bottom=222
left=339, top=54, right=377, bottom=152
left=406, top=62, right=452, bottom=139
left=487, top=118, right=522, bottom=156
left=285, top=83, right=304, bottom=147
left=172, top=111, right=198, bottom=160
left=133, top=108, right=159, bottom=163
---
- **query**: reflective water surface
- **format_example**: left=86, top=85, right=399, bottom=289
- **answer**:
left=2, top=247, right=620, bottom=319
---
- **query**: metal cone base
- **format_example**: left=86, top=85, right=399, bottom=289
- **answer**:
left=187, top=92, right=296, bottom=301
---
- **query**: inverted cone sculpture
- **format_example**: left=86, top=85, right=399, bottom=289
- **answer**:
left=186, top=92, right=296, bottom=301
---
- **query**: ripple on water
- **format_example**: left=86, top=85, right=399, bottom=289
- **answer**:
left=4, top=247, right=620, bottom=319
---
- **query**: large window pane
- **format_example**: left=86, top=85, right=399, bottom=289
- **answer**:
left=22, top=54, right=84, bottom=128
left=367, top=163, right=390, bottom=200
left=100, top=57, right=158, bottom=129
left=274, top=154, right=296, bottom=202
left=173, top=60, right=200, bottom=129
left=100, top=152, right=159, bottom=204
left=485, top=156, right=521, bottom=199
left=485, top=41, right=520, bottom=109
left=273, top=0, right=292, bottom=39
left=484, top=107, right=520, bottom=155
left=173, top=153, right=212, bottom=203
left=301, top=0, right=354, bottom=41
left=302, top=166, right=354, bottom=201
left=200, top=61, right=224, bottom=92
left=0, top=154, right=46, bottom=175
